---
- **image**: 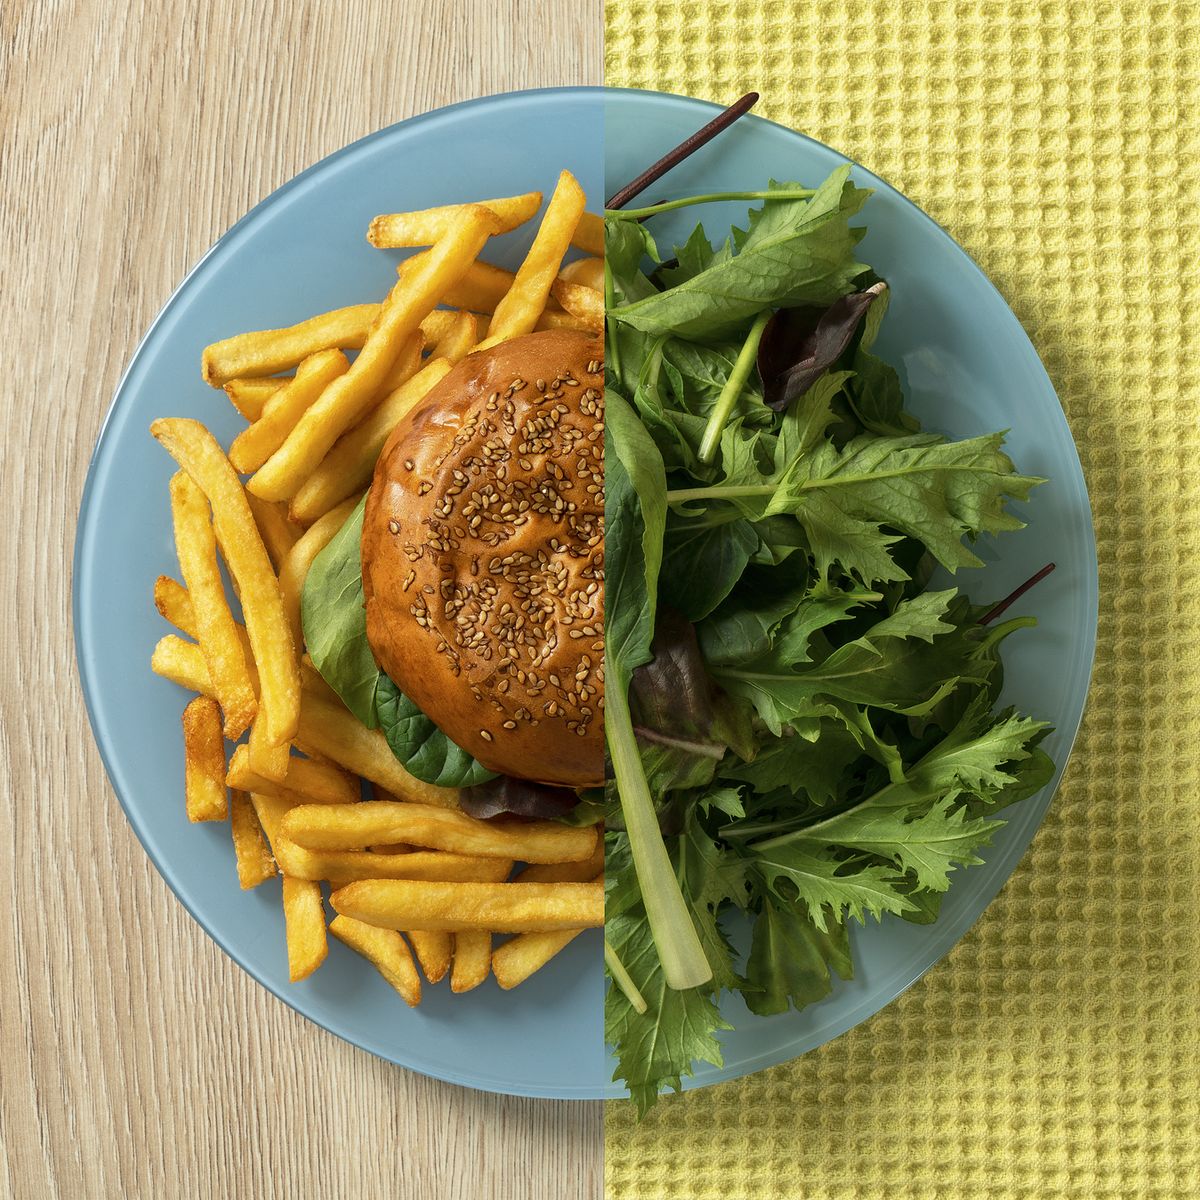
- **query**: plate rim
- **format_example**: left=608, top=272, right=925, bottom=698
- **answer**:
left=601, top=87, right=1099, bottom=1099
left=72, top=84, right=607, bottom=1102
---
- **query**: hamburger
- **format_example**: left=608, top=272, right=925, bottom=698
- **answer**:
left=360, top=329, right=604, bottom=792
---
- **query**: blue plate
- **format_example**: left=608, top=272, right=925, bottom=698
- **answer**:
left=602, top=90, right=1098, bottom=1099
left=74, top=88, right=607, bottom=1100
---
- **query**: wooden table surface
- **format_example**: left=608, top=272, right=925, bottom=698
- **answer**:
left=0, top=3, right=602, bottom=1196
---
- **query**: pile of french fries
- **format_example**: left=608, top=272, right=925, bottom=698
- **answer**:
left=150, top=173, right=604, bottom=1005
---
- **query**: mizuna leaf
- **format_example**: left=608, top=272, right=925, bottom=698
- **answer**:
left=604, top=907, right=731, bottom=1117
left=790, top=799, right=1003, bottom=894
left=749, top=843, right=913, bottom=930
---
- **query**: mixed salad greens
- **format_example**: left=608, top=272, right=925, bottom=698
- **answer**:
left=602, top=167, right=1055, bottom=1113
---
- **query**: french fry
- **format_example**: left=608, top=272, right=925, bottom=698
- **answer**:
left=366, top=799, right=415, bottom=849
left=152, top=421, right=300, bottom=764
left=226, top=743, right=359, bottom=806
left=371, top=786, right=408, bottom=806
left=330, top=879, right=604, bottom=934
left=259, top=793, right=437, bottom=886
left=408, top=931, right=452, bottom=984
left=296, top=692, right=461, bottom=809
left=248, top=719, right=291, bottom=782
left=571, top=211, right=604, bottom=257
left=494, top=860, right=604, bottom=985
left=375, top=328, right=425, bottom=394
left=154, top=580, right=258, bottom=681
left=154, top=575, right=197, bottom=636
left=152, top=634, right=217, bottom=695
left=451, top=931, right=491, bottom=994
left=434, top=261, right=582, bottom=333
left=248, top=209, right=501, bottom=502
left=419, top=309, right=458, bottom=344
left=534, top=309, right=592, bottom=333
left=250, top=792, right=327, bottom=978
left=279, top=754, right=359, bottom=806
left=298, top=658, right=342, bottom=706
left=428, top=311, right=478, bottom=363
left=514, top=838, right=605, bottom=884
left=246, top=495, right=301, bottom=571
left=288, top=357, right=452, bottom=525
left=438, top=261, right=573, bottom=322
left=492, top=929, right=584, bottom=989
left=169, top=472, right=257, bottom=739
left=229, top=349, right=349, bottom=473
left=282, top=801, right=597, bottom=863
left=282, top=876, right=328, bottom=981
left=229, top=789, right=276, bottom=888
left=182, top=696, right=228, bottom=822
left=549, top=279, right=603, bottom=329
left=368, top=191, right=542, bottom=247
left=278, top=495, right=362, bottom=648
left=558, top=256, right=605, bottom=292
left=264, top=834, right=323, bottom=884
left=152, top=629, right=259, bottom=700
left=281, top=839, right=507, bottom=885
left=225, top=376, right=290, bottom=421
left=486, top=171, right=586, bottom=343
left=202, top=304, right=378, bottom=386
left=258, top=782, right=325, bottom=817
left=204, top=308, right=455, bottom=389
left=330, top=916, right=421, bottom=1006
left=439, top=261, right=516, bottom=314
left=249, top=790, right=295, bottom=849
left=273, top=838, right=513, bottom=885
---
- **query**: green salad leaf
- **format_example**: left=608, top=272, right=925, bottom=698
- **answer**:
left=604, top=167, right=1055, bottom=1114
left=605, top=391, right=715, bottom=991
left=301, top=496, right=496, bottom=789
left=604, top=906, right=732, bottom=1118
left=375, top=675, right=497, bottom=789
left=301, top=496, right=381, bottom=728
left=607, top=170, right=871, bottom=340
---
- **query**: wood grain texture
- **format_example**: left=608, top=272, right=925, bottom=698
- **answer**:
left=0, top=2, right=602, bottom=1197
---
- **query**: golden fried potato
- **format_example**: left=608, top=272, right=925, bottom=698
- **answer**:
left=182, top=696, right=228, bottom=822
left=330, top=916, right=421, bottom=1006
left=282, top=801, right=597, bottom=863
left=329, top=879, right=604, bottom=934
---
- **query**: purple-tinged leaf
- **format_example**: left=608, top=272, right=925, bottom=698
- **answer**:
left=460, top=776, right=580, bottom=821
left=757, top=282, right=886, bottom=411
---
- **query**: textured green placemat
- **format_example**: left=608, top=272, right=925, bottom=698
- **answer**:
left=604, top=3, right=1200, bottom=1196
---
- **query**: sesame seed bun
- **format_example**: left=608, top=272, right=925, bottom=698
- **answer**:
left=361, top=329, right=604, bottom=789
